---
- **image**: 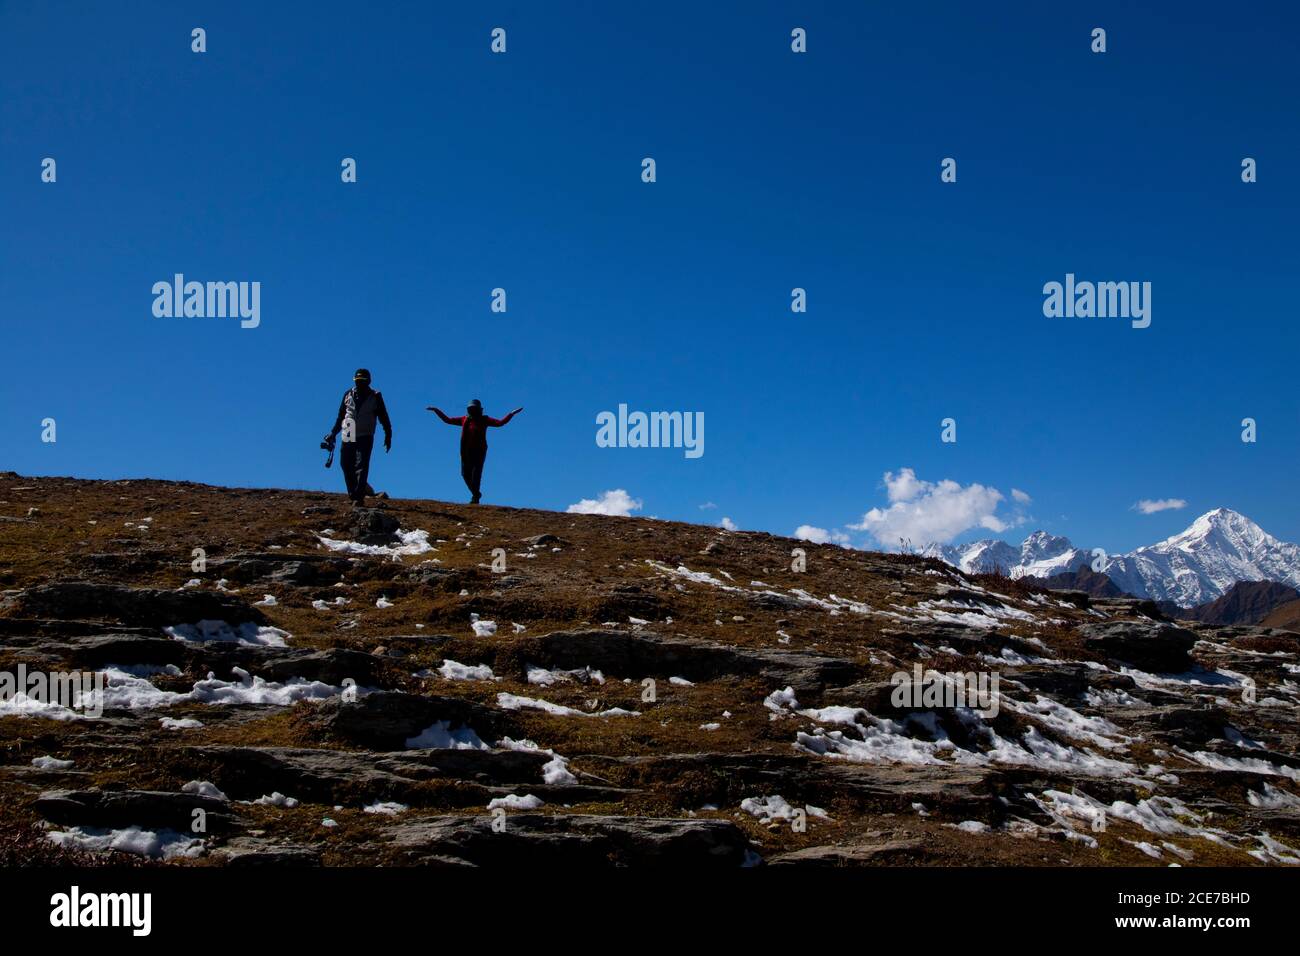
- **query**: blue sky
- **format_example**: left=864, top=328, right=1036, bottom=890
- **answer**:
left=2, top=1, right=1297, bottom=554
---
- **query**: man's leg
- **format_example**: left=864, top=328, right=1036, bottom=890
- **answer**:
left=354, top=435, right=375, bottom=502
left=340, top=442, right=359, bottom=500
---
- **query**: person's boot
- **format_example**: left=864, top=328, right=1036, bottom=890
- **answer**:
left=470, top=493, right=481, bottom=504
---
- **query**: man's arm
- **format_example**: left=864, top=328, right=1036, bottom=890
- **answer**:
left=376, top=393, right=393, bottom=450
left=427, top=407, right=464, bottom=426
left=327, top=393, right=348, bottom=439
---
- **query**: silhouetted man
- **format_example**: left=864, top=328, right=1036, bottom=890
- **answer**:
left=325, top=369, right=392, bottom=505
left=427, top=400, right=522, bottom=504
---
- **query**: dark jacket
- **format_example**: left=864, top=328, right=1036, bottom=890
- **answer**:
left=330, top=387, right=392, bottom=441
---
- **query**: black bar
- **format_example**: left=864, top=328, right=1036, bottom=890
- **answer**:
left=1, top=865, right=1284, bottom=940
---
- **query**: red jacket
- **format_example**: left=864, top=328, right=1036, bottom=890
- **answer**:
left=435, top=409, right=517, bottom=455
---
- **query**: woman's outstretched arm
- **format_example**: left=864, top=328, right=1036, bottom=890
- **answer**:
left=491, top=407, right=524, bottom=426
left=427, top=406, right=463, bottom=425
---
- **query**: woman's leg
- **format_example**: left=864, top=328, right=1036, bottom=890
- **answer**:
left=467, top=450, right=486, bottom=502
left=460, top=454, right=477, bottom=496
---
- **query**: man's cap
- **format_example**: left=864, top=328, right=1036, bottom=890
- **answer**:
left=467, top=399, right=482, bottom=410
left=354, top=368, right=372, bottom=382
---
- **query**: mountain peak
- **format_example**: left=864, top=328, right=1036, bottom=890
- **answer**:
left=1195, top=506, right=1249, bottom=526
left=1022, top=529, right=1073, bottom=547
left=923, top=508, right=1300, bottom=608
left=1019, top=530, right=1078, bottom=565
left=1160, top=508, right=1267, bottom=552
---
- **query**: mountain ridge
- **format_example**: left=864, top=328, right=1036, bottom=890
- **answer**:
left=923, top=509, right=1300, bottom=607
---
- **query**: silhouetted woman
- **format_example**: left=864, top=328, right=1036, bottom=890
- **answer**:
left=427, top=400, right=523, bottom=504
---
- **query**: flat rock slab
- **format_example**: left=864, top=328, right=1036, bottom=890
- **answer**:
left=9, top=582, right=268, bottom=628
left=386, top=813, right=753, bottom=866
left=1091, top=597, right=1170, bottom=620
left=174, top=745, right=630, bottom=807
left=1079, top=621, right=1198, bottom=672
left=816, top=763, right=1000, bottom=817
left=210, top=553, right=354, bottom=586
left=405, top=566, right=480, bottom=590
left=1114, top=705, right=1235, bottom=747
left=309, top=691, right=516, bottom=748
left=0, top=632, right=189, bottom=668
left=0, top=618, right=161, bottom=639
left=176, top=746, right=442, bottom=803
left=509, top=628, right=859, bottom=691
left=33, top=789, right=244, bottom=834
left=0, top=637, right=383, bottom=688
left=767, top=838, right=926, bottom=866
left=998, top=663, right=1135, bottom=700
left=899, top=624, right=1040, bottom=659
left=597, top=752, right=997, bottom=816
left=214, top=837, right=321, bottom=866
left=211, top=646, right=382, bottom=686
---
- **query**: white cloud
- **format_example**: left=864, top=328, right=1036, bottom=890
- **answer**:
left=566, top=489, right=642, bottom=517
left=849, top=468, right=1009, bottom=547
left=718, top=516, right=738, bottom=531
left=883, top=468, right=927, bottom=503
left=794, top=525, right=850, bottom=546
left=1133, top=498, right=1187, bottom=515
left=698, top=502, right=717, bottom=510
left=1011, top=488, right=1032, bottom=504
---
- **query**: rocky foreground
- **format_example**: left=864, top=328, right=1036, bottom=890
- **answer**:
left=1, top=473, right=1298, bottom=867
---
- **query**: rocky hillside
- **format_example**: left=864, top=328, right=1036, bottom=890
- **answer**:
left=1042, top=567, right=1126, bottom=599
left=1263, top=600, right=1300, bottom=634
left=1, top=473, right=1298, bottom=867
left=1180, top=581, right=1300, bottom=627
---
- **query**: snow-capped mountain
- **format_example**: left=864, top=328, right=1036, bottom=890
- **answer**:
left=922, top=509, right=1300, bottom=608
left=1017, top=531, right=1091, bottom=579
left=1102, top=509, right=1300, bottom=608
left=921, top=531, right=1089, bottom=578
left=920, top=538, right=1021, bottom=575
